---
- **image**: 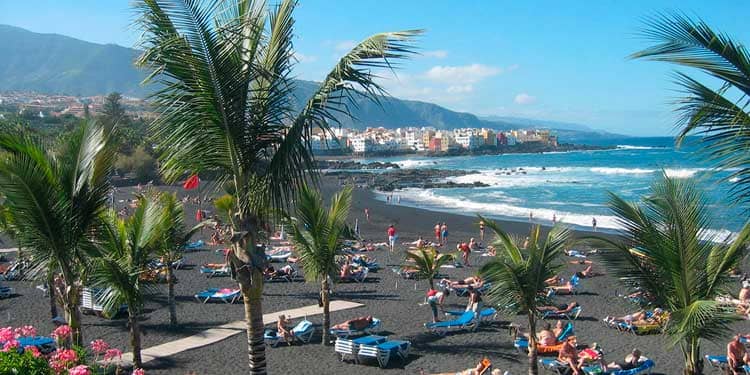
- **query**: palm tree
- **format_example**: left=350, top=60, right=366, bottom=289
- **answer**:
left=93, top=195, right=163, bottom=368
left=288, top=185, right=352, bottom=345
left=631, top=14, right=750, bottom=203
left=402, top=247, right=454, bottom=289
left=134, top=0, right=419, bottom=371
left=0, top=121, right=114, bottom=346
left=594, top=174, right=750, bottom=375
left=479, top=219, right=568, bottom=375
left=157, top=192, right=203, bottom=326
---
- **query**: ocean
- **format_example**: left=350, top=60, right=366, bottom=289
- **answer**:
left=360, top=137, right=747, bottom=238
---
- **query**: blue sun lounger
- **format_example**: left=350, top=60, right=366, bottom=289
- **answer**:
left=0, top=284, right=12, bottom=299
left=425, top=310, right=477, bottom=336
left=15, top=336, right=56, bottom=355
left=194, top=288, right=241, bottom=304
left=184, top=240, right=205, bottom=251
left=358, top=339, right=411, bottom=368
left=582, top=359, right=655, bottom=375
left=445, top=307, right=497, bottom=323
left=543, top=306, right=582, bottom=320
left=264, top=320, right=315, bottom=347
left=330, top=318, right=382, bottom=339
left=335, top=335, right=387, bottom=363
left=199, top=264, right=230, bottom=278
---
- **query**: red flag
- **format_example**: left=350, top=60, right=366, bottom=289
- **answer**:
left=183, top=174, right=200, bottom=190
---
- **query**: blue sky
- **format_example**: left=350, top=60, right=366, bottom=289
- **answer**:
left=0, top=1, right=746, bottom=136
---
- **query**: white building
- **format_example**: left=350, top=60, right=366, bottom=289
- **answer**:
left=454, top=133, right=483, bottom=150
left=350, top=136, right=373, bottom=153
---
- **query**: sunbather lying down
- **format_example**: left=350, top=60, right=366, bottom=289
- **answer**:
left=331, top=316, right=373, bottom=331
left=538, top=302, right=579, bottom=315
left=420, top=359, right=505, bottom=375
left=604, top=308, right=667, bottom=325
left=440, top=276, right=484, bottom=289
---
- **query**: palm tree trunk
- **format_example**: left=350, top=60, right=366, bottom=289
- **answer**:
left=240, top=281, right=266, bottom=374
left=47, top=272, right=58, bottom=319
left=128, top=307, right=142, bottom=369
left=683, top=337, right=702, bottom=375
left=528, top=312, right=539, bottom=375
left=167, top=266, right=177, bottom=326
left=321, top=278, right=331, bottom=345
left=59, top=265, right=82, bottom=346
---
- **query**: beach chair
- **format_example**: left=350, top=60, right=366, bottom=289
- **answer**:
left=340, top=268, right=369, bottom=283
left=445, top=307, right=497, bottom=323
left=0, top=284, right=13, bottom=299
left=705, top=355, right=728, bottom=372
left=335, top=335, right=387, bottom=363
left=581, top=359, right=655, bottom=375
left=264, top=264, right=302, bottom=283
left=330, top=318, right=382, bottom=339
left=353, top=257, right=379, bottom=272
left=547, top=274, right=581, bottom=297
left=539, top=359, right=570, bottom=375
left=425, top=311, right=477, bottom=336
left=80, top=287, right=126, bottom=318
left=543, top=306, right=582, bottom=320
left=194, top=288, right=241, bottom=304
left=266, top=247, right=292, bottom=262
left=17, top=336, right=56, bottom=355
left=617, top=321, right=663, bottom=335
left=184, top=240, right=205, bottom=251
left=199, top=264, right=230, bottom=278
left=515, top=338, right=568, bottom=355
left=264, top=320, right=315, bottom=347
left=357, top=340, right=411, bottom=368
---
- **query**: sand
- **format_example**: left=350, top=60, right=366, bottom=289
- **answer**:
left=0, top=178, right=743, bottom=375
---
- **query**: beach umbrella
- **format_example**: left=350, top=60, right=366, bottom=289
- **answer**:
left=182, top=174, right=200, bottom=190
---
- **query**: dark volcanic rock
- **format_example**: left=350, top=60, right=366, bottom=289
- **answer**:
left=324, top=168, right=488, bottom=191
left=317, top=160, right=400, bottom=170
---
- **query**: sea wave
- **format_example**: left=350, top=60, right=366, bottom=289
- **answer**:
left=380, top=188, right=738, bottom=242
left=590, top=167, right=655, bottom=175
left=395, top=159, right=438, bottom=168
left=388, top=188, right=621, bottom=231
left=664, top=168, right=701, bottom=179
left=616, top=145, right=658, bottom=150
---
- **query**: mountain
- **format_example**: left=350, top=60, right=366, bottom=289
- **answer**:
left=0, top=24, right=624, bottom=139
left=0, top=25, right=149, bottom=97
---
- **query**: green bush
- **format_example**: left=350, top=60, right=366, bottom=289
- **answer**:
left=0, top=351, right=51, bottom=375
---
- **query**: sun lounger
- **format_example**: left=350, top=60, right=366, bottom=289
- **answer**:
left=0, top=285, right=13, bottom=299
left=264, top=320, right=315, bottom=347
left=445, top=307, right=497, bottom=322
left=264, top=264, right=302, bottom=283
left=539, top=359, right=572, bottom=375
left=199, top=264, right=230, bottom=278
left=330, top=318, right=382, bottom=339
left=80, top=287, right=126, bottom=318
left=425, top=310, right=477, bottom=336
left=266, top=247, right=293, bottom=262
left=705, top=355, right=728, bottom=371
left=353, top=258, right=379, bottom=272
left=616, top=321, right=663, bottom=335
left=581, top=359, right=655, bottom=375
left=358, top=340, right=411, bottom=368
left=542, top=306, right=582, bottom=320
left=515, top=338, right=570, bottom=355
left=184, top=240, right=205, bottom=251
left=194, top=288, right=241, bottom=304
left=546, top=274, right=581, bottom=296
left=335, top=335, right=387, bottom=363
left=16, top=336, right=56, bottom=354
left=340, top=268, right=368, bottom=283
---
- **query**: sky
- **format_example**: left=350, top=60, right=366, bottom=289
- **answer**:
left=0, top=0, right=746, bottom=136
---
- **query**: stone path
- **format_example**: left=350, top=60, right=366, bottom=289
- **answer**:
left=119, top=300, right=364, bottom=366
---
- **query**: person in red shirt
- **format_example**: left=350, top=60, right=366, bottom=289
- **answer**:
left=387, top=224, right=397, bottom=253
left=459, top=242, right=471, bottom=266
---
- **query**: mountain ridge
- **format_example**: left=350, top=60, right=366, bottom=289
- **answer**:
left=0, top=24, right=624, bottom=138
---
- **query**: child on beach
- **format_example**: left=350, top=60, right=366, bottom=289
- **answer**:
left=440, top=222, right=448, bottom=245
left=434, top=222, right=441, bottom=242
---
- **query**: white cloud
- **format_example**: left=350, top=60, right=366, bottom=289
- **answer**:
left=422, top=50, right=448, bottom=59
left=335, top=40, right=357, bottom=51
left=425, top=64, right=501, bottom=84
left=514, top=93, right=536, bottom=105
left=293, top=52, right=318, bottom=63
left=446, top=85, right=473, bottom=94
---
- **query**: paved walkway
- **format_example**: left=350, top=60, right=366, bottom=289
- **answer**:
left=0, top=248, right=17, bottom=254
left=119, top=300, right=364, bottom=366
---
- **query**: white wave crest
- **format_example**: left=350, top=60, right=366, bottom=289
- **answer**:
left=616, top=145, right=657, bottom=150
left=664, top=168, right=700, bottom=178
left=590, top=167, right=655, bottom=175
left=395, top=159, right=438, bottom=168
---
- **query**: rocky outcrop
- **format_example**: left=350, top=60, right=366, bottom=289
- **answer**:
left=324, top=168, right=488, bottom=191
left=317, top=160, right=400, bottom=170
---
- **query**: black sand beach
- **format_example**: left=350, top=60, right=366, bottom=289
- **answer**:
left=0, top=178, right=744, bottom=375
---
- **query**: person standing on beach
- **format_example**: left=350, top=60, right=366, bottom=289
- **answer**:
left=364, top=208, right=370, bottom=222
left=434, top=222, right=441, bottom=243
left=354, top=218, right=360, bottom=237
left=529, top=211, right=533, bottom=222
left=387, top=224, right=397, bottom=253
left=552, top=213, right=557, bottom=224
left=397, top=195, right=401, bottom=204
left=459, top=241, right=471, bottom=266
left=426, top=288, right=445, bottom=323
left=592, top=217, right=597, bottom=232
left=386, top=195, right=391, bottom=204
left=440, top=222, right=449, bottom=245
left=479, top=220, right=485, bottom=241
